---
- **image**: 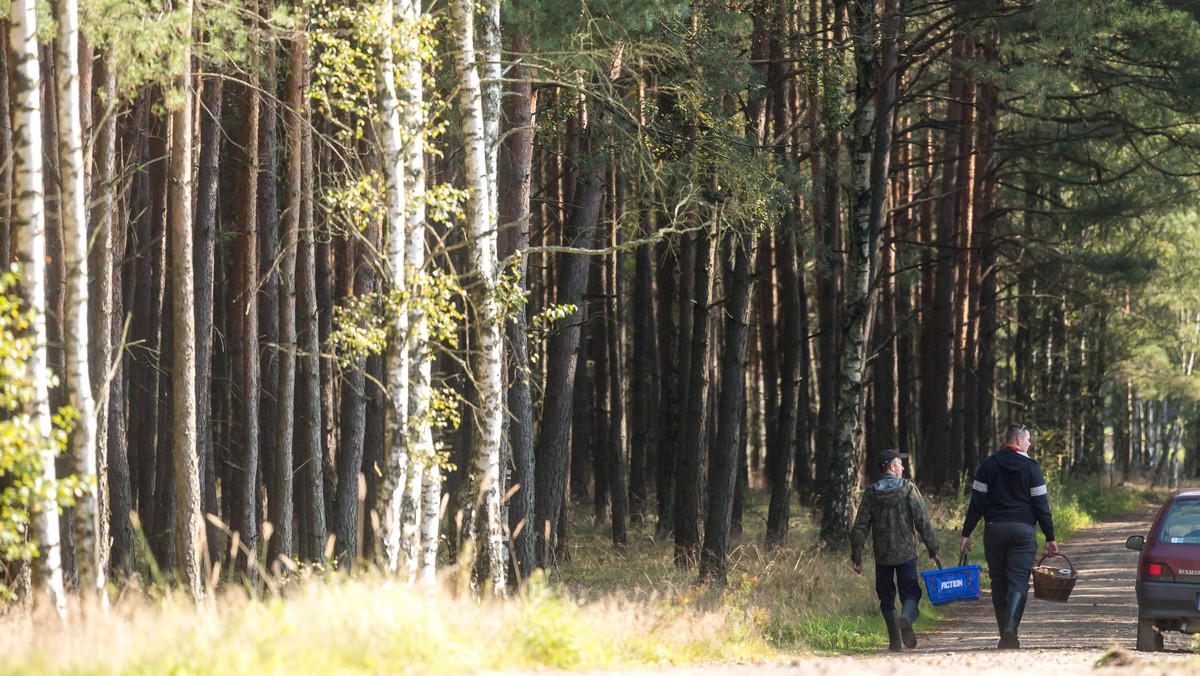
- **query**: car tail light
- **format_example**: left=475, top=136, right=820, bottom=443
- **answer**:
left=1143, top=561, right=1175, bottom=582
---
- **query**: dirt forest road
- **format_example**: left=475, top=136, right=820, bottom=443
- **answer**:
left=521, top=509, right=1200, bottom=676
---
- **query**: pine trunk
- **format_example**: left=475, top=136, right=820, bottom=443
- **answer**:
left=267, top=29, right=305, bottom=569
left=229, top=56, right=261, bottom=577
left=532, top=165, right=604, bottom=565
left=195, top=71, right=223, bottom=566
left=87, top=52, right=119, bottom=578
left=295, top=88, right=326, bottom=563
left=700, top=233, right=756, bottom=582
left=674, top=229, right=713, bottom=568
left=168, top=5, right=202, bottom=597
left=498, top=31, right=536, bottom=583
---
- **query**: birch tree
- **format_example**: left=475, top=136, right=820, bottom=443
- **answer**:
left=55, top=0, right=102, bottom=598
left=10, top=0, right=67, bottom=617
left=397, top=0, right=435, bottom=585
left=377, top=0, right=411, bottom=575
left=820, top=0, right=887, bottom=545
left=450, top=0, right=505, bottom=592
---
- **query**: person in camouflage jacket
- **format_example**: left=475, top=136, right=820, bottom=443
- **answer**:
left=850, top=449, right=941, bottom=652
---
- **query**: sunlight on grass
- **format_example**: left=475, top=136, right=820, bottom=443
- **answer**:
left=0, top=479, right=1165, bottom=673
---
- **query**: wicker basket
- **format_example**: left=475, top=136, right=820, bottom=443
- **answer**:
left=1032, top=552, right=1077, bottom=602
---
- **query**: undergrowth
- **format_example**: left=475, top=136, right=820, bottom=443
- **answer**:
left=0, top=477, right=1167, bottom=673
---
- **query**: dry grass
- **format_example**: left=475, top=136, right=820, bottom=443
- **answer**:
left=0, top=479, right=1154, bottom=673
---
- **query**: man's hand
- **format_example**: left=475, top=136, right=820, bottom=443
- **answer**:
left=959, top=536, right=971, bottom=556
left=933, top=555, right=943, bottom=570
left=852, top=562, right=862, bottom=576
left=1044, top=540, right=1060, bottom=556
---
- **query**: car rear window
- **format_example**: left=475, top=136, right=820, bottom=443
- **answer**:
left=1158, top=499, right=1200, bottom=544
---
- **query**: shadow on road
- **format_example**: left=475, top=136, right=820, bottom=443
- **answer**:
left=920, top=511, right=1197, bottom=653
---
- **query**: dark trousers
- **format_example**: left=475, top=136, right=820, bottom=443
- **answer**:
left=984, top=521, right=1037, bottom=611
left=875, top=557, right=922, bottom=612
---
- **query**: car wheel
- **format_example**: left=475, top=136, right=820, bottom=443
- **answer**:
left=1136, top=616, right=1163, bottom=652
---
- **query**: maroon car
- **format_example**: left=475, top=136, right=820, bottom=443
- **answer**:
left=1126, top=488, right=1200, bottom=651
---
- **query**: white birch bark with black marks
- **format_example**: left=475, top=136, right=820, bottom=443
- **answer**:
left=169, top=0, right=203, bottom=599
left=481, top=0, right=501, bottom=229
left=398, top=0, right=433, bottom=584
left=10, top=0, right=67, bottom=618
left=376, top=0, right=411, bottom=575
left=450, top=0, right=506, bottom=593
left=820, top=0, right=883, bottom=546
left=55, top=0, right=102, bottom=598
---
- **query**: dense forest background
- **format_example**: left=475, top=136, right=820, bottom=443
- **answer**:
left=2, top=0, right=1200, bottom=612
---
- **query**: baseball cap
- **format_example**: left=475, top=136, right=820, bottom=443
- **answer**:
left=877, top=449, right=908, bottom=470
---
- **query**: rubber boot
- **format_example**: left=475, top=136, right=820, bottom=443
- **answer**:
left=999, top=591, right=1027, bottom=649
left=897, top=598, right=919, bottom=649
left=992, top=593, right=1007, bottom=646
left=881, top=609, right=903, bottom=652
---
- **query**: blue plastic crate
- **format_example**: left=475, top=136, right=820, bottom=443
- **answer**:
left=921, top=563, right=981, bottom=605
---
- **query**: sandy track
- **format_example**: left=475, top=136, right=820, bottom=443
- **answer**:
left=509, top=509, right=1200, bottom=675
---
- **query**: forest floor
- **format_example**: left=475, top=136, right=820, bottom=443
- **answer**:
left=484, top=508, right=1200, bottom=675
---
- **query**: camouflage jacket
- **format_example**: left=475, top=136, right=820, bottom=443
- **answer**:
left=850, top=475, right=940, bottom=567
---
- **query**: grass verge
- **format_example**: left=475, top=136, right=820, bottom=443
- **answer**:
left=0, top=478, right=1168, bottom=672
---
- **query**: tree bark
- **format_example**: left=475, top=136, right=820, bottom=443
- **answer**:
left=700, top=233, right=756, bottom=582
left=88, top=51, right=119, bottom=579
left=918, top=36, right=967, bottom=493
left=533, top=163, right=604, bottom=566
left=450, top=0, right=506, bottom=592
left=674, top=228, right=713, bottom=568
left=811, top=0, right=844, bottom=499
left=375, top=0, right=411, bottom=576
left=55, top=0, right=101, bottom=597
left=498, top=30, right=536, bottom=583
left=10, top=0, right=67, bottom=616
left=257, top=15, right=280, bottom=515
left=229, top=51, right=261, bottom=578
left=629, top=228, right=655, bottom=529
left=168, top=4, right=203, bottom=598
left=605, top=207, right=628, bottom=550
left=653, top=237, right=681, bottom=533
left=194, top=70, right=223, bottom=567
left=295, top=88, right=326, bottom=564
left=267, top=28, right=304, bottom=570
left=820, top=0, right=888, bottom=546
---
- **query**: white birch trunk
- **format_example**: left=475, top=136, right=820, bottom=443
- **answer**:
left=479, top=0, right=504, bottom=572
left=450, top=0, right=506, bottom=594
left=376, top=0, right=411, bottom=575
left=481, top=0, right=500, bottom=226
left=169, top=0, right=203, bottom=601
left=395, top=0, right=433, bottom=586
left=10, top=0, right=67, bottom=619
left=419, top=460, right=441, bottom=587
left=55, top=0, right=102, bottom=598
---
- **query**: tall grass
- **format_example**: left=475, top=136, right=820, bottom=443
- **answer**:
left=0, top=478, right=1164, bottom=673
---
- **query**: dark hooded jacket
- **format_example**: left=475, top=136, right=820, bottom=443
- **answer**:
left=960, top=446, right=1055, bottom=541
left=850, top=475, right=940, bottom=567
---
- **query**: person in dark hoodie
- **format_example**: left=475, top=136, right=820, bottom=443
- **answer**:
left=959, top=423, right=1059, bottom=650
left=851, top=449, right=941, bottom=652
